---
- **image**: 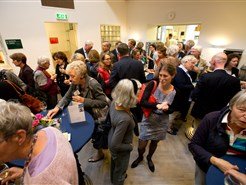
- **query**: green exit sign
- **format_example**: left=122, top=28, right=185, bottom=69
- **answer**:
left=56, top=13, right=68, bottom=20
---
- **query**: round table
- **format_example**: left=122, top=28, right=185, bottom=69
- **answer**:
left=206, top=155, right=246, bottom=185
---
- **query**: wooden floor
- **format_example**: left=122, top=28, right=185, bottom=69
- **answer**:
left=77, top=118, right=195, bottom=185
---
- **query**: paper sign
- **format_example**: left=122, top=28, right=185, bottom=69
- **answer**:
left=67, top=103, right=85, bottom=123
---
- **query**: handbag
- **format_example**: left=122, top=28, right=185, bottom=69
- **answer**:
left=137, top=80, right=158, bottom=118
left=5, top=80, right=43, bottom=114
left=92, top=111, right=111, bottom=149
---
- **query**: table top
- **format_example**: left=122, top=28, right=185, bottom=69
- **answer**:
left=10, top=108, right=95, bottom=167
left=206, top=155, right=246, bottom=185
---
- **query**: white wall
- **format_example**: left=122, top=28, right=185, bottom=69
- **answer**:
left=126, top=1, right=246, bottom=67
left=1, top=1, right=246, bottom=75
left=0, top=0, right=127, bottom=73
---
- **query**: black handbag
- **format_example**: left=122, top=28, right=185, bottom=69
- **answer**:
left=92, top=112, right=111, bottom=149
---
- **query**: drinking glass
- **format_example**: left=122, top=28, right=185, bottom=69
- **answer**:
left=224, top=174, right=241, bottom=185
left=0, top=163, right=9, bottom=182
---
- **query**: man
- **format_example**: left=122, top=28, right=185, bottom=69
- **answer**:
left=75, top=40, right=93, bottom=61
left=109, top=43, right=146, bottom=89
left=185, top=40, right=195, bottom=54
left=189, top=45, right=209, bottom=81
left=165, top=33, right=177, bottom=47
left=100, top=41, right=111, bottom=59
left=111, top=41, right=122, bottom=63
left=191, top=52, right=241, bottom=130
left=10, top=53, right=35, bottom=92
left=128, top=39, right=136, bottom=55
left=168, top=55, right=198, bottom=135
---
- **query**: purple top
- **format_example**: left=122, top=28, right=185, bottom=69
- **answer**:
left=28, top=127, right=57, bottom=176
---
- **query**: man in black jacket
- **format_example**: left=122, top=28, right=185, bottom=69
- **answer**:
left=109, top=43, right=146, bottom=89
left=75, top=40, right=93, bottom=61
left=191, top=52, right=241, bottom=131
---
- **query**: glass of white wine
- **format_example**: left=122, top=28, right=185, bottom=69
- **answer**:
left=0, top=163, right=9, bottom=182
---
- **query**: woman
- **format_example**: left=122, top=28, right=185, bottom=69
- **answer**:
left=108, top=79, right=138, bottom=185
left=154, top=46, right=167, bottom=72
left=97, top=53, right=113, bottom=99
left=131, top=63, right=176, bottom=172
left=34, top=56, right=59, bottom=109
left=225, top=53, right=240, bottom=78
left=188, top=90, right=246, bottom=185
left=0, top=102, right=78, bottom=184
left=87, top=49, right=100, bottom=79
left=239, top=65, right=246, bottom=89
left=47, top=61, right=108, bottom=166
left=10, top=52, right=35, bottom=93
left=131, top=49, right=141, bottom=61
left=53, top=51, right=70, bottom=96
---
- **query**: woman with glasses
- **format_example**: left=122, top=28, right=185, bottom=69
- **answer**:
left=189, top=90, right=246, bottom=185
left=97, top=53, right=113, bottom=99
left=0, top=102, right=78, bottom=184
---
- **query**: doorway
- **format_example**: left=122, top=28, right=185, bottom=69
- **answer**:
left=157, top=24, right=201, bottom=45
left=44, top=22, right=78, bottom=66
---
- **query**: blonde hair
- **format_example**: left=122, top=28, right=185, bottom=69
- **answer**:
left=112, top=79, right=137, bottom=108
left=71, top=53, right=85, bottom=63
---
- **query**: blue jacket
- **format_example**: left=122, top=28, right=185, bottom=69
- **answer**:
left=188, top=107, right=245, bottom=172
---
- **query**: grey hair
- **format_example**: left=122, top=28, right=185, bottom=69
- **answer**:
left=186, top=40, right=195, bottom=48
left=229, top=90, right=246, bottom=109
left=166, top=45, right=179, bottom=56
left=71, top=53, right=85, bottom=62
left=85, top=40, right=93, bottom=47
left=181, top=55, right=198, bottom=65
left=37, top=56, right=50, bottom=67
left=111, top=79, right=137, bottom=108
left=0, top=102, right=33, bottom=139
left=66, top=60, right=87, bottom=77
left=191, top=45, right=203, bottom=53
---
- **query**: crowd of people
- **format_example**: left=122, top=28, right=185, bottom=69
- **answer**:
left=0, top=37, right=245, bottom=185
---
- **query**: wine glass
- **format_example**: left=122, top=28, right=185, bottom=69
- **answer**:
left=0, top=163, right=9, bottom=182
left=40, top=101, right=47, bottom=112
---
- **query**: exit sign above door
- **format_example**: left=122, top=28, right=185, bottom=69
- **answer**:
left=56, top=13, right=68, bottom=20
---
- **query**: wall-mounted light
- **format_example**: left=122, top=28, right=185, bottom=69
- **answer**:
left=210, top=36, right=230, bottom=48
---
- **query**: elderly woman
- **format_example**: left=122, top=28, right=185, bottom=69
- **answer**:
left=188, top=90, right=246, bottom=185
left=34, top=56, right=59, bottom=109
left=52, top=51, right=70, bottom=96
left=47, top=60, right=107, bottom=118
left=0, top=102, right=78, bottom=184
left=47, top=60, right=108, bottom=169
left=108, top=79, right=138, bottom=185
left=71, top=53, right=85, bottom=63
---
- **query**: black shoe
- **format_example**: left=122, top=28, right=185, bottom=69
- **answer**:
left=147, top=156, right=155, bottom=172
left=131, top=157, right=143, bottom=168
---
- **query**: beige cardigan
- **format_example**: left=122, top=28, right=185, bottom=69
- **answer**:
left=24, top=127, right=78, bottom=185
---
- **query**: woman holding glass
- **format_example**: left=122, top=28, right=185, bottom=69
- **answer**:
left=53, top=51, right=70, bottom=97
left=0, top=102, right=78, bottom=184
left=131, top=63, right=176, bottom=172
left=34, top=56, right=59, bottom=109
left=188, top=90, right=246, bottom=185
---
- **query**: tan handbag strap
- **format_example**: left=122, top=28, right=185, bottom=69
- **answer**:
left=4, top=80, right=24, bottom=97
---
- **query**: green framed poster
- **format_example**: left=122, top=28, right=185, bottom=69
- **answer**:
left=5, top=39, right=23, bottom=49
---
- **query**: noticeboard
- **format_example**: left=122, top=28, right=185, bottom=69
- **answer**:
left=5, top=39, right=23, bottom=49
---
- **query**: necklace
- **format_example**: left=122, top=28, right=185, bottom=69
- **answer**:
left=21, top=134, right=38, bottom=184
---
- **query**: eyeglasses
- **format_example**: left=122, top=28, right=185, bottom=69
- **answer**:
left=104, top=58, right=111, bottom=60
